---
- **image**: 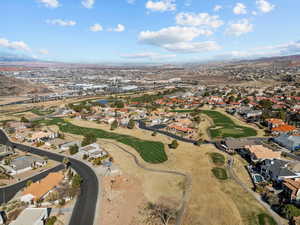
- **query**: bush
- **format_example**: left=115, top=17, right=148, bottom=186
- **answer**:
left=211, top=167, right=228, bottom=180
left=169, top=140, right=179, bottom=149
left=127, top=119, right=136, bottom=129
left=210, top=152, right=225, bottom=166
left=152, top=131, right=157, bottom=136
left=257, top=213, right=277, bottom=225
left=69, top=145, right=79, bottom=155
left=45, top=216, right=57, bottom=225
left=82, top=154, right=88, bottom=160
left=280, top=204, right=300, bottom=219
left=20, top=116, right=29, bottom=123
left=110, top=120, right=118, bottom=130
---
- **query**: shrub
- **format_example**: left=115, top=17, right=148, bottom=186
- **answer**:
left=110, top=120, right=118, bottom=130
left=210, top=152, right=225, bottom=166
left=82, top=133, right=97, bottom=146
left=69, top=145, right=79, bottom=155
left=169, top=140, right=179, bottom=149
left=211, top=167, right=228, bottom=180
left=280, top=204, right=300, bottom=220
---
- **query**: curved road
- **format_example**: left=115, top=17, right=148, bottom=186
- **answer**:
left=0, top=129, right=98, bottom=225
left=100, top=140, right=191, bottom=225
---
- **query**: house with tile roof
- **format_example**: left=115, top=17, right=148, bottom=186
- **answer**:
left=244, top=145, right=281, bottom=162
left=282, top=178, right=300, bottom=203
left=20, top=172, right=64, bottom=203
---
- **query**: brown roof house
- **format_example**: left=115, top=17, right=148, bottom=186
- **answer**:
left=20, top=172, right=64, bottom=203
left=283, top=178, right=300, bottom=204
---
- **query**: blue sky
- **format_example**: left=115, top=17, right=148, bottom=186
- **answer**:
left=0, top=0, right=299, bottom=63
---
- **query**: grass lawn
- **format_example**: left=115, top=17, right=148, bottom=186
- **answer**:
left=257, top=213, right=277, bottom=225
left=212, top=167, right=228, bottom=180
left=31, top=108, right=55, bottom=116
left=200, top=110, right=257, bottom=139
left=34, top=118, right=167, bottom=164
left=209, top=152, right=225, bottom=166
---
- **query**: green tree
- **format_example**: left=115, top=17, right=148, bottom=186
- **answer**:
left=169, top=140, right=179, bottom=149
left=20, top=116, right=29, bottom=123
left=110, top=120, right=118, bottom=130
left=127, top=119, right=136, bottom=129
left=69, top=144, right=79, bottom=155
left=259, top=100, right=274, bottom=110
left=280, top=204, right=300, bottom=219
left=82, top=133, right=97, bottom=146
left=63, top=157, right=70, bottom=168
left=72, top=174, right=83, bottom=188
left=26, top=180, right=33, bottom=187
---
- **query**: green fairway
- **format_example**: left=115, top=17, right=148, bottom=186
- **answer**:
left=34, top=118, right=167, bottom=164
left=200, top=110, right=257, bottom=139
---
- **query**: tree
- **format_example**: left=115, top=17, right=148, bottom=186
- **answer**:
left=20, top=116, right=29, bottom=123
left=146, top=203, right=177, bottom=225
left=63, top=157, right=70, bottom=168
left=280, top=204, right=300, bottom=219
left=169, top=140, right=179, bottom=149
left=279, top=110, right=287, bottom=121
left=259, top=100, right=274, bottom=110
left=82, top=133, right=97, bottom=146
left=72, top=174, right=83, bottom=188
left=110, top=120, right=118, bottom=130
left=194, top=139, right=203, bottom=146
left=127, top=119, right=136, bottom=129
left=152, top=131, right=157, bottom=136
left=69, top=145, right=79, bottom=155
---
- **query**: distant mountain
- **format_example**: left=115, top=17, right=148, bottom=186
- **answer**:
left=0, top=52, right=37, bottom=62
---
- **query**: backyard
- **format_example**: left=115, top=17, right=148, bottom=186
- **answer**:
left=34, top=118, right=167, bottom=163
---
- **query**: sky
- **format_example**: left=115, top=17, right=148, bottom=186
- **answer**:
left=0, top=0, right=300, bottom=63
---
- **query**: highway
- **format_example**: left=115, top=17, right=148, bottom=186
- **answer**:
left=0, top=129, right=99, bottom=225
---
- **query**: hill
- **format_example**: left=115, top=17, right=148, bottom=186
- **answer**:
left=0, top=75, right=51, bottom=96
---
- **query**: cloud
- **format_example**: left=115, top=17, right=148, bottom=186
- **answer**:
left=256, top=0, right=275, bottom=13
left=38, top=49, right=49, bottom=55
left=226, top=19, right=253, bottom=36
left=47, top=19, right=76, bottom=27
left=162, top=41, right=220, bottom=53
left=121, top=52, right=176, bottom=60
left=233, top=3, right=247, bottom=15
left=213, top=5, right=222, bottom=12
left=82, top=0, right=95, bottom=8
left=37, top=0, right=60, bottom=8
left=146, top=0, right=176, bottom=12
left=113, top=24, right=126, bottom=32
left=138, top=26, right=219, bottom=53
left=0, top=38, right=31, bottom=52
left=90, top=24, right=103, bottom=32
left=175, top=12, right=224, bottom=28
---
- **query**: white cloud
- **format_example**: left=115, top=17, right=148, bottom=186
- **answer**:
left=213, top=5, right=222, bottom=12
left=138, top=26, right=218, bottom=53
left=226, top=19, right=253, bottom=36
left=256, top=0, right=275, bottom=13
left=139, top=26, right=212, bottom=45
left=121, top=52, right=176, bottom=60
left=146, top=0, right=176, bottom=12
left=0, top=38, right=31, bottom=51
left=37, top=0, right=60, bottom=8
left=47, top=19, right=76, bottom=27
left=90, top=24, right=103, bottom=32
left=233, top=3, right=247, bottom=15
left=176, top=12, right=224, bottom=28
left=114, top=24, right=126, bottom=32
left=163, top=41, right=220, bottom=53
left=82, top=0, right=95, bottom=8
left=39, top=49, right=49, bottom=55
left=252, top=11, right=257, bottom=16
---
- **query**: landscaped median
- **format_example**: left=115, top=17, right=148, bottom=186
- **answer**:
left=34, top=118, right=168, bottom=164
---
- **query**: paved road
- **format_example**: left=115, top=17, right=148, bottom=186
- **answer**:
left=0, top=164, right=64, bottom=203
left=0, top=130, right=99, bottom=225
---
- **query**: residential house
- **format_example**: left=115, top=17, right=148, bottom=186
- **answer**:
left=7, top=155, right=47, bottom=175
left=221, top=138, right=260, bottom=153
left=25, top=130, right=58, bottom=143
left=273, top=134, right=300, bottom=151
left=9, top=208, right=48, bottom=225
left=79, top=143, right=107, bottom=159
left=266, top=118, right=285, bottom=129
left=282, top=178, right=300, bottom=204
left=59, top=141, right=81, bottom=151
left=272, top=125, right=297, bottom=135
left=260, top=159, right=300, bottom=183
left=244, top=145, right=281, bottom=162
left=167, top=125, right=194, bottom=135
left=20, top=172, right=64, bottom=203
